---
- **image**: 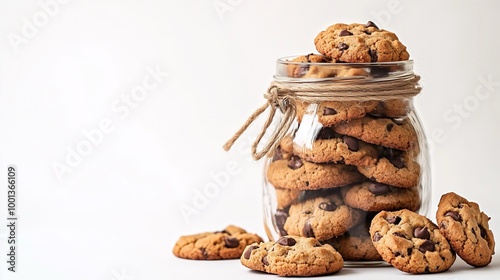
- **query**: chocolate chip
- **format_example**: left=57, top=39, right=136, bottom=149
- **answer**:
left=444, top=211, right=462, bottom=222
left=318, top=201, right=337, bottom=211
left=373, top=232, right=383, bottom=242
left=390, top=157, right=405, bottom=169
left=366, top=21, right=379, bottom=29
left=287, top=156, right=303, bottom=170
left=323, top=107, right=338, bottom=116
left=262, top=256, right=269, bottom=266
left=386, top=216, right=402, bottom=225
left=369, top=49, right=378, bottom=62
left=316, top=127, right=337, bottom=140
left=342, top=136, right=359, bottom=151
left=243, top=245, right=259, bottom=259
left=393, top=232, right=407, bottom=239
left=303, top=220, right=315, bottom=238
left=383, top=148, right=405, bottom=168
left=275, top=209, right=289, bottom=236
left=339, top=30, right=353, bottom=36
left=407, top=248, right=413, bottom=256
left=413, top=227, right=430, bottom=240
left=272, top=146, right=283, bottom=162
left=386, top=123, right=394, bottom=132
left=368, top=183, right=390, bottom=196
left=338, top=42, right=349, bottom=51
left=419, top=240, right=435, bottom=253
left=479, top=225, right=488, bottom=239
left=200, top=248, right=209, bottom=259
left=277, top=236, right=297, bottom=246
left=224, top=237, right=240, bottom=248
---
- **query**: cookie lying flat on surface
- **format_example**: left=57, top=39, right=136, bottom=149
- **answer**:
left=370, top=209, right=456, bottom=274
left=436, top=192, right=495, bottom=267
left=172, top=225, right=263, bottom=260
left=240, top=236, right=344, bottom=276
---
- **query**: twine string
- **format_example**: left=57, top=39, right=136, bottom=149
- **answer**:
left=223, top=75, right=422, bottom=160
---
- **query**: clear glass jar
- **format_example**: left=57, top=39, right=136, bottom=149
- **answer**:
left=262, top=56, right=430, bottom=264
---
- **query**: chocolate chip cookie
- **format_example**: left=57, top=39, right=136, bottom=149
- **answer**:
left=280, top=127, right=378, bottom=166
left=266, top=155, right=365, bottom=190
left=341, top=182, right=421, bottom=212
left=370, top=209, right=456, bottom=274
left=436, top=192, right=495, bottom=267
left=296, top=100, right=378, bottom=127
left=334, top=116, right=418, bottom=151
left=284, top=191, right=356, bottom=241
left=240, top=236, right=344, bottom=276
left=172, top=225, right=263, bottom=260
left=314, top=21, right=410, bottom=63
left=324, top=213, right=382, bottom=261
left=356, top=147, right=420, bottom=188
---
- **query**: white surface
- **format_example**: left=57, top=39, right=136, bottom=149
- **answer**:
left=0, top=0, right=499, bottom=279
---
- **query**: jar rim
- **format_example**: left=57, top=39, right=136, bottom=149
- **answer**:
left=275, top=55, right=415, bottom=83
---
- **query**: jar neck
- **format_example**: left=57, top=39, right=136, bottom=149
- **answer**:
left=275, top=56, right=415, bottom=83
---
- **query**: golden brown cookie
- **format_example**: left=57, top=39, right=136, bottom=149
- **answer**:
left=279, top=127, right=378, bottom=166
left=334, top=116, right=418, bottom=151
left=314, top=21, right=410, bottom=63
left=341, top=182, right=421, bottom=212
left=370, top=209, right=456, bottom=274
left=172, top=225, right=263, bottom=260
left=324, top=213, right=382, bottom=261
left=436, top=192, right=495, bottom=267
left=284, top=191, right=356, bottom=241
left=266, top=155, right=365, bottom=190
left=296, top=101, right=378, bottom=127
left=356, top=147, right=420, bottom=188
left=240, top=236, right=344, bottom=276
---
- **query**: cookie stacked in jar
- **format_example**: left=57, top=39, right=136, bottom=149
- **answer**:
left=261, top=22, right=431, bottom=263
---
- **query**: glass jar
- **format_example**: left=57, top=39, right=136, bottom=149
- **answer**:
left=261, top=56, right=430, bottom=264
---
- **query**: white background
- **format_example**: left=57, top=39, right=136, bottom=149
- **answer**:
left=1, top=0, right=500, bottom=279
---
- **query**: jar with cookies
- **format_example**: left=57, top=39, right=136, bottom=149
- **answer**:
left=224, top=21, right=431, bottom=265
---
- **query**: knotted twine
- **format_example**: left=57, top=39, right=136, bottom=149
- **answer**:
left=223, top=75, right=422, bottom=160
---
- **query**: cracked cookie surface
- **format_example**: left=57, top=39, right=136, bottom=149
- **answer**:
left=240, top=235, right=343, bottom=276
left=172, top=225, right=263, bottom=260
left=370, top=209, right=456, bottom=274
left=436, top=192, right=495, bottom=267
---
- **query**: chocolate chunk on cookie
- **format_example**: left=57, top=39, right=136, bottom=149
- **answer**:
left=370, top=209, right=456, bottom=274
left=284, top=191, right=356, bottom=241
left=240, top=236, right=344, bottom=276
left=279, top=127, right=378, bottom=166
left=314, top=21, right=410, bottom=63
left=436, top=192, right=495, bottom=267
left=172, top=225, right=263, bottom=260
left=266, top=155, right=365, bottom=190
left=334, top=116, right=418, bottom=151
left=341, top=182, right=421, bottom=212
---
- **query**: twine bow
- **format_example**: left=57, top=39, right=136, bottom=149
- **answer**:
left=223, top=75, right=422, bottom=160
